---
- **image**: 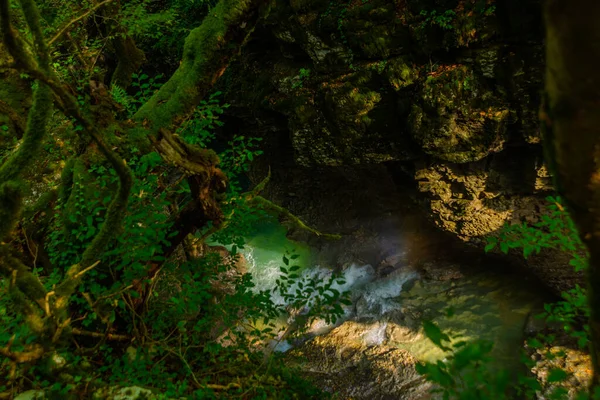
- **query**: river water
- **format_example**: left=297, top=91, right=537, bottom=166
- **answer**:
left=217, top=218, right=553, bottom=397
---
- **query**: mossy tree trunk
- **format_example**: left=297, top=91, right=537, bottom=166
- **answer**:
left=543, top=0, right=600, bottom=387
left=0, top=0, right=272, bottom=359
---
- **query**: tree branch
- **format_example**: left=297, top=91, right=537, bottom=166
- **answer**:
left=250, top=196, right=342, bottom=240
left=48, top=0, right=115, bottom=46
left=131, top=0, right=272, bottom=149
left=0, top=99, right=26, bottom=137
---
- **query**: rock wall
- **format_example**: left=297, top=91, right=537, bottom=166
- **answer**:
left=219, top=0, right=583, bottom=292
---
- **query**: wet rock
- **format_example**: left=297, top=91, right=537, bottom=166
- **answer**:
left=223, top=0, right=570, bottom=295
left=418, top=261, right=464, bottom=282
left=409, top=64, right=509, bottom=163
left=529, top=345, right=592, bottom=399
left=286, top=321, right=431, bottom=400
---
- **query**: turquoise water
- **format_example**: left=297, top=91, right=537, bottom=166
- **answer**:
left=238, top=221, right=313, bottom=292
left=216, top=220, right=545, bottom=372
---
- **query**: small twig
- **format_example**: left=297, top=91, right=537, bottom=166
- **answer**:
left=205, top=382, right=241, bottom=391
left=166, top=347, right=204, bottom=389
left=93, top=284, right=133, bottom=304
left=74, top=260, right=101, bottom=280
left=72, top=328, right=130, bottom=341
left=44, top=290, right=54, bottom=316
left=48, top=0, right=115, bottom=46
left=250, top=196, right=342, bottom=240
left=52, top=317, right=71, bottom=343
left=0, top=343, right=44, bottom=363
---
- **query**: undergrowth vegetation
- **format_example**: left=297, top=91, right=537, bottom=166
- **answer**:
left=0, top=0, right=349, bottom=398
left=1, top=0, right=598, bottom=399
left=418, top=196, right=595, bottom=399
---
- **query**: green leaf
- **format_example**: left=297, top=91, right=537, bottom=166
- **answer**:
left=547, top=368, right=568, bottom=383
left=422, top=320, right=451, bottom=350
left=527, top=337, right=543, bottom=349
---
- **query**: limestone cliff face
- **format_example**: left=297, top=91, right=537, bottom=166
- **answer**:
left=220, top=0, right=582, bottom=292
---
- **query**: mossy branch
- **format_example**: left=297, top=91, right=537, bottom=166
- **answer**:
left=0, top=0, right=132, bottom=338
left=131, top=0, right=272, bottom=149
left=250, top=196, right=342, bottom=240
left=17, top=0, right=50, bottom=69
left=198, top=170, right=340, bottom=243
left=0, top=83, right=52, bottom=184
left=0, top=99, right=26, bottom=137
left=0, top=249, right=48, bottom=312
left=58, top=157, right=75, bottom=205
left=0, top=181, right=23, bottom=240
left=0, top=0, right=37, bottom=71
left=48, top=0, right=115, bottom=46
left=245, top=166, right=271, bottom=199
left=0, top=0, right=53, bottom=240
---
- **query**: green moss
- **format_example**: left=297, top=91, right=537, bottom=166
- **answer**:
left=409, top=64, right=508, bottom=163
left=0, top=85, right=52, bottom=184
left=0, top=69, right=52, bottom=240
left=324, top=79, right=381, bottom=138
left=133, top=0, right=269, bottom=151
left=335, top=1, right=410, bottom=59
left=0, top=181, right=23, bottom=240
left=110, top=37, right=146, bottom=89
left=386, top=57, right=418, bottom=90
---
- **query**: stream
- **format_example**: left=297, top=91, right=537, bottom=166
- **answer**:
left=224, top=219, right=553, bottom=398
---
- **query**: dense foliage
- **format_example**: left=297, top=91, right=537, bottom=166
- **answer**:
left=0, top=0, right=348, bottom=398
left=417, top=197, right=594, bottom=399
left=1, top=0, right=599, bottom=399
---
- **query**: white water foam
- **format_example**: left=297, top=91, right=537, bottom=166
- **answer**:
left=362, top=322, right=388, bottom=346
left=362, top=268, right=420, bottom=315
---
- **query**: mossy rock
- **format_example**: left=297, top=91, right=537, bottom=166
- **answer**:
left=405, top=0, right=499, bottom=52
left=340, top=1, right=412, bottom=59
left=286, top=70, right=411, bottom=166
left=409, top=64, right=509, bottom=163
left=385, top=57, right=419, bottom=90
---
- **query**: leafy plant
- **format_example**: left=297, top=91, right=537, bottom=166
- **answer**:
left=417, top=319, right=513, bottom=399
left=486, top=196, right=588, bottom=270
left=291, top=68, right=311, bottom=89
left=420, top=9, right=457, bottom=30
left=417, top=196, right=595, bottom=399
left=485, top=196, right=590, bottom=346
left=178, top=91, right=228, bottom=146
left=111, top=72, right=165, bottom=117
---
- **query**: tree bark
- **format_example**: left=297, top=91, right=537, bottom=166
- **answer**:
left=543, top=0, right=600, bottom=387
